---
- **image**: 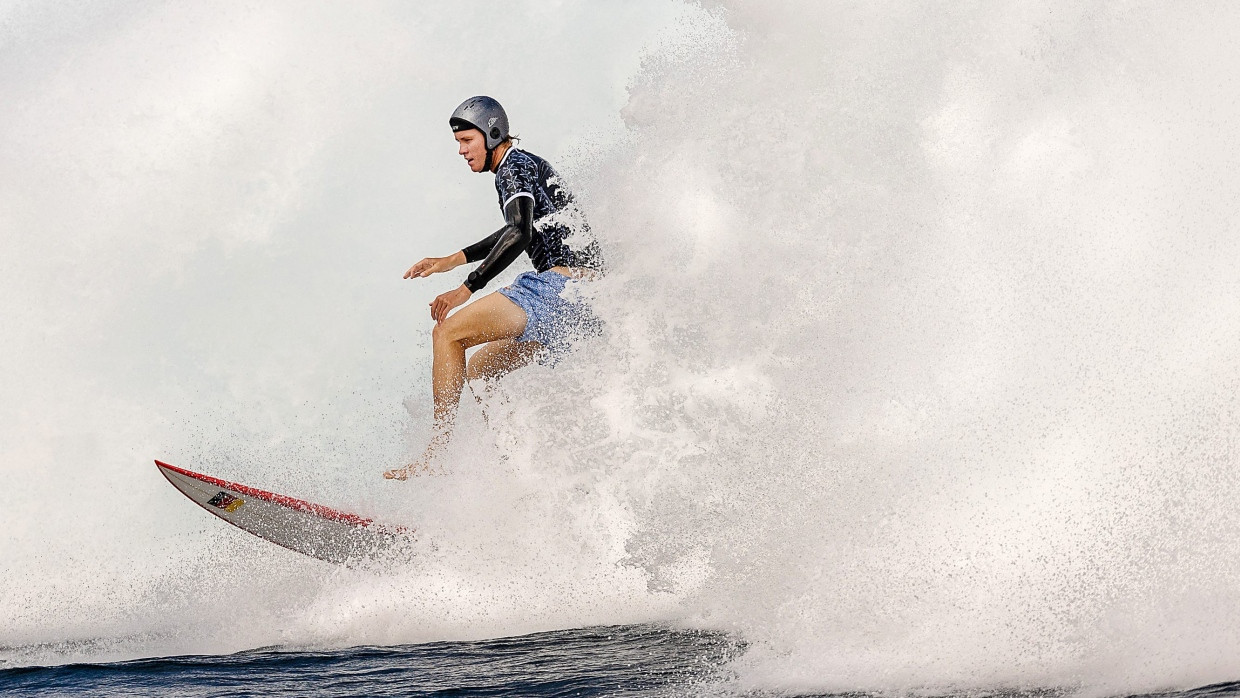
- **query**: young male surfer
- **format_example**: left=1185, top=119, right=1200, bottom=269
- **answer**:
left=383, top=96, right=603, bottom=480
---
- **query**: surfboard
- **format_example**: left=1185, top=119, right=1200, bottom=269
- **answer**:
left=155, top=460, right=411, bottom=566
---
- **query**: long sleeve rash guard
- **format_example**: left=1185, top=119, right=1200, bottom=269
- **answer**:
left=457, top=148, right=604, bottom=293
left=461, top=195, right=533, bottom=293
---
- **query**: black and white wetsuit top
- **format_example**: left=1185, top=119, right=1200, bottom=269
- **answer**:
left=461, top=148, right=603, bottom=292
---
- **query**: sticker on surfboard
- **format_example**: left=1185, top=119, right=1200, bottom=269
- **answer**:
left=156, top=460, right=411, bottom=566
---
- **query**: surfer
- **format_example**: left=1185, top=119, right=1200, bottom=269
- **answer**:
left=384, top=96, right=603, bottom=480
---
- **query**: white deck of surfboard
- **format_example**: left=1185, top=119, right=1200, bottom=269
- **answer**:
left=156, top=460, right=409, bottom=566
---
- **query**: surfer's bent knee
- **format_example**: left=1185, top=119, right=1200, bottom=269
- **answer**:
left=431, top=317, right=468, bottom=346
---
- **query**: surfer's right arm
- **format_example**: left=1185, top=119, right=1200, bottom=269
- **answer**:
left=401, top=222, right=510, bottom=280
left=403, top=251, right=468, bottom=279
left=460, top=195, right=534, bottom=292
left=460, top=226, right=507, bottom=264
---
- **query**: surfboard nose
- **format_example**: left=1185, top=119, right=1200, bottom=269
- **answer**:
left=154, top=459, right=412, bottom=566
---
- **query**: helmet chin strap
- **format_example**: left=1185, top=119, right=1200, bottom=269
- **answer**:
left=482, top=146, right=494, bottom=173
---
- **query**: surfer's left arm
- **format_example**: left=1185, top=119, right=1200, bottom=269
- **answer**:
left=429, top=195, right=534, bottom=323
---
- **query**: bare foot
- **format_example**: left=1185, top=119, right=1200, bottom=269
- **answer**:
left=383, top=462, right=434, bottom=480
left=385, top=431, right=451, bottom=480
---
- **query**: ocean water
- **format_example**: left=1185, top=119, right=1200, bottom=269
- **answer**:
left=5, top=627, right=1240, bottom=698
left=0, top=625, right=742, bottom=697
left=4, top=0, right=1240, bottom=696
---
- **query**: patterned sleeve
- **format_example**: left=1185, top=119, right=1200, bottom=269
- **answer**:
left=495, top=154, right=539, bottom=209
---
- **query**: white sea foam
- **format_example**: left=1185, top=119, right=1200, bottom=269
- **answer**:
left=3, top=1, right=1240, bottom=694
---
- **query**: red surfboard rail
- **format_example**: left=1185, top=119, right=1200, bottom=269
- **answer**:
left=154, top=459, right=378, bottom=529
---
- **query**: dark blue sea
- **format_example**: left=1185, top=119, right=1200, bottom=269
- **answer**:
left=6, top=623, right=1240, bottom=698
left=0, top=624, right=742, bottom=697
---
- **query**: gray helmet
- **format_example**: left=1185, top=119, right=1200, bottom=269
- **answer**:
left=449, top=96, right=509, bottom=150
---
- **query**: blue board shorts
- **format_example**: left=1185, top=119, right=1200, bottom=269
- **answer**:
left=497, top=270, right=600, bottom=362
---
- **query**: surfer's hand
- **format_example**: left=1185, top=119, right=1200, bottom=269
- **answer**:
left=404, top=252, right=464, bottom=279
left=430, top=285, right=472, bottom=323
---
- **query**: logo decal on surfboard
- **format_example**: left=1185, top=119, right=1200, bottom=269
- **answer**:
left=206, top=491, right=244, bottom=512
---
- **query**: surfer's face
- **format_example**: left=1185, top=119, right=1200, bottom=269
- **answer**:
left=455, top=130, right=487, bottom=172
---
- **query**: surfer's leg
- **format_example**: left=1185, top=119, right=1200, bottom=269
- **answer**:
left=430, top=292, right=529, bottom=421
left=463, top=338, right=542, bottom=422
left=466, top=338, right=542, bottom=383
left=385, top=292, right=528, bottom=480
